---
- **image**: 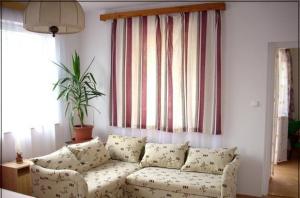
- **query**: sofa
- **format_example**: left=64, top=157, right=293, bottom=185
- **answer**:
left=31, top=135, right=240, bottom=198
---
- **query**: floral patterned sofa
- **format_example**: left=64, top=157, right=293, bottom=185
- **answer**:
left=31, top=135, right=240, bottom=198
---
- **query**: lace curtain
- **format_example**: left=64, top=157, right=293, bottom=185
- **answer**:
left=273, top=49, right=292, bottom=164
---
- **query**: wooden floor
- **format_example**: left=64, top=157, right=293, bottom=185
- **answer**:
left=237, top=195, right=287, bottom=198
left=268, top=156, right=299, bottom=198
left=237, top=155, right=299, bottom=198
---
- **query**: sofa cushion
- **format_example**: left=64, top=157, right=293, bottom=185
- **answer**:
left=68, top=137, right=110, bottom=171
left=126, top=167, right=222, bottom=197
left=82, top=160, right=140, bottom=197
left=140, top=143, right=188, bottom=169
left=106, top=135, right=146, bottom=162
left=181, top=147, right=236, bottom=174
left=32, top=146, right=84, bottom=173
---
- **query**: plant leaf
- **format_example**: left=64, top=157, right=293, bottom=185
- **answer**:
left=57, top=88, right=67, bottom=100
left=65, top=102, right=70, bottom=116
left=60, top=77, right=70, bottom=85
left=53, top=52, right=104, bottom=127
left=84, top=105, right=88, bottom=116
left=53, top=79, right=61, bottom=91
left=86, top=104, right=101, bottom=114
left=80, top=57, right=95, bottom=81
left=52, top=61, right=74, bottom=77
left=89, top=73, right=96, bottom=84
left=73, top=53, right=80, bottom=81
left=84, top=81, right=94, bottom=91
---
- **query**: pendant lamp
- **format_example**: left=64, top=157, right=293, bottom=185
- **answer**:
left=23, top=0, right=85, bottom=37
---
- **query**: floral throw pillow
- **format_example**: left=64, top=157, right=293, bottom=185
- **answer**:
left=140, top=143, right=189, bottom=169
left=68, top=137, right=110, bottom=171
left=181, top=147, right=237, bottom=174
left=32, top=146, right=84, bottom=173
left=105, top=134, right=146, bottom=163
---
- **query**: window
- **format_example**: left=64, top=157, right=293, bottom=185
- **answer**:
left=2, top=12, right=59, bottom=134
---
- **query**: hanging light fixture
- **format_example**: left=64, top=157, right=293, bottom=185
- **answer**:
left=23, top=0, right=85, bottom=37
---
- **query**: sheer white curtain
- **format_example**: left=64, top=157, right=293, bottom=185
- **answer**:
left=272, top=49, right=292, bottom=164
left=2, top=8, right=61, bottom=161
left=108, top=126, right=222, bottom=148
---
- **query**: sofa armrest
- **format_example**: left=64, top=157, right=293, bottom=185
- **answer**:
left=31, top=164, right=88, bottom=198
left=221, top=155, right=240, bottom=198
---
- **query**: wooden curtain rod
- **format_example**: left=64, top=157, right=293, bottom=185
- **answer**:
left=1, top=2, right=27, bottom=11
left=100, top=3, right=225, bottom=21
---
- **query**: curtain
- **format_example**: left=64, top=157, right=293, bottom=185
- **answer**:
left=108, top=126, right=222, bottom=148
left=110, top=11, right=221, bottom=134
left=272, top=49, right=292, bottom=164
left=1, top=8, right=62, bottom=162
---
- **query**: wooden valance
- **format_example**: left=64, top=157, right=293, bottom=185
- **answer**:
left=100, top=3, right=225, bottom=21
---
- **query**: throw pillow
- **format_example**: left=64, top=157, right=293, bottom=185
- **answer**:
left=32, top=146, right=84, bottom=173
left=140, top=143, right=189, bottom=169
left=181, top=147, right=237, bottom=174
left=68, top=137, right=110, bottom=171
left=105, top=134, right=146, bottom=162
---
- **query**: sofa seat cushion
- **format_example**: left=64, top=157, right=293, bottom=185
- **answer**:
left=126, top=184, right=209, bottom=198
left=126, top=167, right=222, bottom=197
left=82, top=160, right=140, bottom=198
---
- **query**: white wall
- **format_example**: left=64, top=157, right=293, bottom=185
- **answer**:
left=221, top=3, right=297, bottom=196
left=77, top=2, right=298, bottom=196
left=79, top=10, right=112, bottom=140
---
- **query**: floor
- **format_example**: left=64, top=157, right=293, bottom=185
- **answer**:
left=237, top=195, right=292, bottom=198
left=237, top=154, right=299, bottom=198
left=268, top=155, right=299, bottom=198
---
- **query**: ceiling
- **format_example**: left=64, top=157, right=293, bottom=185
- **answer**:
left=5, top=0, right=292, bottom=14
left=79, top=1, right=178, bottom=12
left=78, top=0, right=292, bottom=12
left=4, top=0, right=178, bottom=12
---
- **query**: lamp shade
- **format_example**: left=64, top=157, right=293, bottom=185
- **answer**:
left=24, top=0, right=85, bottom=37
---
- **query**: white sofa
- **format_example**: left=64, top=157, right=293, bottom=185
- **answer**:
left=31, top=136, right=240, bottom=198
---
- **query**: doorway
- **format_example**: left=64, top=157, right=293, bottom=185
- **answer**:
left=269, top=47, right=299, bottom=197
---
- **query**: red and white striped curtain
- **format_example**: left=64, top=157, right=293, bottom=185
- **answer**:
left=110, top=10, right=221, bottom=134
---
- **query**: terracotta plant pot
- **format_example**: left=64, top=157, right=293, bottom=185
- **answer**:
left=74, top=125, right=93, bottom=142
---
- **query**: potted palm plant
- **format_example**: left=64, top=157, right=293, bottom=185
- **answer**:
left=53, top=51, right=104, bottom=142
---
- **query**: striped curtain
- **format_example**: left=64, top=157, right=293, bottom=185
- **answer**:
left=110, top=10, right=222, bottom=134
